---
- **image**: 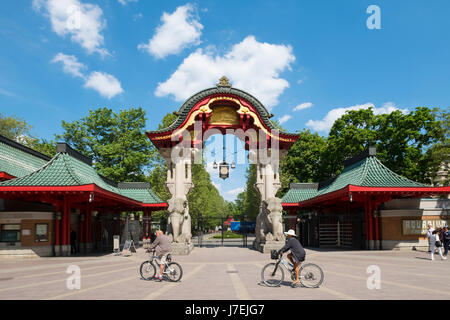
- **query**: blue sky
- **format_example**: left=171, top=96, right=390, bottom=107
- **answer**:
left=0, top=1, right=449, bottom=201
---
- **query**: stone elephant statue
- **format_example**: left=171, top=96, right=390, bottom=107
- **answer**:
left=167, top=197, right=192, bottom=244
left=255, top=197, right=285, bottom=244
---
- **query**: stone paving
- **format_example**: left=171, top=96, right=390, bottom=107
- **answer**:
left=0, top=246, right=448, bottom=300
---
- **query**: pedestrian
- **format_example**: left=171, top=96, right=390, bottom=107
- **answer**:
left=426, top=223, right=435, bottom=253
left=70, top=229, right=77, bottom=255
left=443, top=225, right=450, bottom=257
left=430, top=227, right=446, bottom=261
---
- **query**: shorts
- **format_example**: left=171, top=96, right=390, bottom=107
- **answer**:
left=289, top=253, right=305, bottom=264
left=158, top=253, right=168, bottom=264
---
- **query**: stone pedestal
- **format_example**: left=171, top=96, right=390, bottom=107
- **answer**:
left=79, top=243, right=86, bottom=254
left=85, top=242, right=93, bottom=253
left=60, top=244, right=70, bottom=256
left=253, top=240, right=285, bottom=253
left=54, top=245, right=61, bottom=257
left=368, top=240, right=375, bottom=250
left=374, top=240, right=381, bottom=250
left=171, top=242, right=194, bottom=255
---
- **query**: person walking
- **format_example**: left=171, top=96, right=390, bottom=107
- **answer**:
left=430, top=227, right=446, bottom=261
left=443, top=225, right=450, bottom=257
left=426, top=223, right=435, bottom=253
left=70, top=229, right=77, bottom=255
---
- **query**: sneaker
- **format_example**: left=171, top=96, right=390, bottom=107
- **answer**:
left=442, top=257, right=447, bottom=260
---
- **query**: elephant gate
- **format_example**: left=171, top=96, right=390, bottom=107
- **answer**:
left=146, top=77, right=299, bottom=254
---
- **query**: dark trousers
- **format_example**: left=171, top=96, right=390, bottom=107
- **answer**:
left=71, top=242, right=77, bottom=254
left=444, top=241, right=449, bottom=256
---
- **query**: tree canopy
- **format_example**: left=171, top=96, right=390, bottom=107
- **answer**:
left=56, top=107, right=157, bottom=182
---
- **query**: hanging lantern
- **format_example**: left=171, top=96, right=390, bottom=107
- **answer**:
left=213, top=161, right=218, bottom=169
left=231, top=161, right=236, bottom=169
left=219, top=162, right=230, bottom=180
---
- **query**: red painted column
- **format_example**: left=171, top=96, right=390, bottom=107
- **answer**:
left=368, top=200, right=374, bottom=243
left=364, top=199, right=369, bottom=248
left=62, top=198, right=67, bottom=246
left=86, top=204, right=91, bottom=243
left=66, top=199, right=71, bottom=248
left=374, top=202, right=380, bottom=243
left=54, top=203, right=61, bottom=247
left=147, top=209, right=152, bottom=239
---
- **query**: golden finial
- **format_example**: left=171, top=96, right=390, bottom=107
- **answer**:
left=216, top=76, right=232, bottom=87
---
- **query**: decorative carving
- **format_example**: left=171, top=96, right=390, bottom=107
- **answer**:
left=216, top=76, right=232, bottom=87
left=209, top=106, right=239, bottom=125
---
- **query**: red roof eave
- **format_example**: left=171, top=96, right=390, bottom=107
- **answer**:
left=296, top=185, right=450, bottom=208
left=349, top=185, right=450, bottom=193
left=0, top=184, right=167, bottom=209
left=0, top=172, right=16, bottom=181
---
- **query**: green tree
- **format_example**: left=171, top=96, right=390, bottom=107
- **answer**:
left=57, top=107, right=157, bottom=182
left=427, top=109, right=450, bottom=186
left=279, top=129, right=327, bottom=194
left=242, top=165, right=260, bottom=220
left=323, top=107, right=445, bottom=183
left=0, top=113, right=34, bottom=143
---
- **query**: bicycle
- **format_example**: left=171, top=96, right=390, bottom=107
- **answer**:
left=140, top=249, right=183, bottom=282
left=261, top=250, right=324, bottom=288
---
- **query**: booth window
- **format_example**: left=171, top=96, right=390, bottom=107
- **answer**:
left=0, top=224, right=21, bottom=242
left=35, top=223, right=49, bottom=242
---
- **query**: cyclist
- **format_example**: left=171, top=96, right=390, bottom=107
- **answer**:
left=147, top=230, right=172, bottom=281
left=278, top=229, right=306, bottom=286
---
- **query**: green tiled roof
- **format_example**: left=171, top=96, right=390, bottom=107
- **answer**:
left=282, top=183, right=318, bottom=203
left=317, top=156, right=428, bottom=196
left=0, top=136, right=50, bottom=178
left=282, top=152, right=429, bottom=204
left=0, top=145, right=163, bottom=205
left=118, top=188, right=162, bottom=205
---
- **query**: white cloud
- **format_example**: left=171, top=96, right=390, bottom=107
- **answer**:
left=278, top=114, right=292, bottom=125
left=306, top=102, right=409, bottom=132
left=51, top=53, right=86, bottom=78
left=138, top=4, right=203, bottom=59
left=84, top=72, right=124, bottom=99
left=293, top=102, right=313, bottom=112
left=33, top=0, right=109, bottom=56
left=226, top=187, right=245, bottom=196
left=52, top=53, right=123, bottom=99
left=118, top=0, right=138, bottom=5
left=155, top=35, right=295, bottom=108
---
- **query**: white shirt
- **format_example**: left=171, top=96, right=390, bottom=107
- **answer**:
left=427, top=227, right=435, bottom=239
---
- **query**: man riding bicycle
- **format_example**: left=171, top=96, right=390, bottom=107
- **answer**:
left=147, top=230, right=172, bottom=281
left=278, top=229, right=306, bottom=286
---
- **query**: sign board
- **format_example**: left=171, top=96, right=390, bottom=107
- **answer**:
left=113, top=235, right=120, bottom=251
left=121, top=240, right=136, bottom=256
left=22, top=229, right=31, bottom=236
left=403, top=219, right=449, bottom=235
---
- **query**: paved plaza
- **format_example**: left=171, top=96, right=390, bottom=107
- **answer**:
left=0, top=246, right=449, bottom=300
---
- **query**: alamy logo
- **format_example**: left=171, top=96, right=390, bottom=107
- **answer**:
left=66, top=265, right=81, bottom=290
left=366, top=5, right=381, bottom=30
left=366, top=265, right=381, bottom=290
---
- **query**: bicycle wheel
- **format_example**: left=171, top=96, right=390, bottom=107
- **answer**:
left=299, top=263, right=324, bottom=288
left=261, top=262, right=284, bottom=287
left=140, top=261, right=156, bottom=280
left=165, top=262, right=183, bottom=282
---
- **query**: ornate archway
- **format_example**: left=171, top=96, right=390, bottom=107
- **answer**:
left=146, top=77, right=299, bottom=253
